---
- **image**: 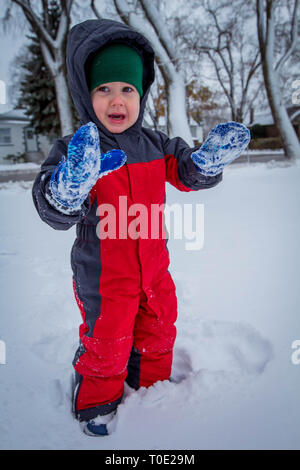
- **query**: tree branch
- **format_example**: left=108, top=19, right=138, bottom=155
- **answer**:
left=275, top=0, right=299, bottom=74
left=256, top=0, right=267, bottom=58
left=42, top=0, right=50, bottom=33
left=91, top=0, right=102, bottom=19
left=206, top=50, right=234, bottom=111
left=12, top=0, right=56, bottom=49
left=139, top=0, right=177, bottom=65
left=113, top=0, right=130, bottom=24
left=54, top=6, right=70, bottom=48
left=243, top=51, right=261, bottom=98
left=290, top=109, right=300, bottom=121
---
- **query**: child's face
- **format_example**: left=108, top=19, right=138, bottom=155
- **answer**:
left=90, top=82, right=140, bottom=133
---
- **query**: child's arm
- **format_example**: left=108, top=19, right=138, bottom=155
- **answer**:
left=159, top=132, right=222, bottom=192
left=159, top=121, right=250, bottom=191
left=32, top=134, right=85, bottom=231
left=32, top=122, right=126, bottom=230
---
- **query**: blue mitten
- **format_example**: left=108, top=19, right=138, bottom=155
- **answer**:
left=49, top=122, right=126, bottom=210
left=191, top=121, right=250, bottom=176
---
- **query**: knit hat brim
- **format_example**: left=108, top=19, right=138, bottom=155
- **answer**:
left=87, top=43, right=144, bottom=96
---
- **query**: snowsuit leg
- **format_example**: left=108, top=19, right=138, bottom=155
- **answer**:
left=126, top=271, right=178, bottom=389
left=72, top=276, right=140, bottom=421
left=72, top=230, right=149, bottom=421
left=72, top=269, right=177, bottom=420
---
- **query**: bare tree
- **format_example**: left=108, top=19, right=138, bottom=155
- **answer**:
left=144, top=68, right=167, bottom=130
left=9, top=0, right=75, bottom=136
left=256, top=0, right=300, bottom=159
left=91, top=0, right=194, bottom=145
left=183, top=0, right=262, bottom=124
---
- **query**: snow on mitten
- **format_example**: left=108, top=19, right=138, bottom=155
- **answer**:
left=49, top=122, right=126, bottom=211
left=191, top=121, right=250, bottom=176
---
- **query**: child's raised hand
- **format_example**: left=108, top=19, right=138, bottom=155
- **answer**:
left=191, top=121, right=250, bottom=176
left=64, top=122, right=126, bottom=182
left=49, top=122, right=126, bottom=211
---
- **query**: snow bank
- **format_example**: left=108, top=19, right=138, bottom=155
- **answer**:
left=0, top=163, right=40, bottom=171
left=0, top=161, right=299, bottom=449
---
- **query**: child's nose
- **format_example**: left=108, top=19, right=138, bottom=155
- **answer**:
left=110, top=93, right=124, bottom=106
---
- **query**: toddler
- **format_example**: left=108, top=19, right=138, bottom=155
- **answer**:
left=32, top=18, right=250, bottom=436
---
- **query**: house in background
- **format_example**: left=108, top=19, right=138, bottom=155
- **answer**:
left=144, top=116, right=203, bottom=145
left=0, top=108, right=53, bottom=164
left=248, top=105, right=300, bottom=138
left=0, top=108, right=204, bottom=166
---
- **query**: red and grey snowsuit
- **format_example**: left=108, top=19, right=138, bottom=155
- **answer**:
left=32, top=19, right=222, bottom=421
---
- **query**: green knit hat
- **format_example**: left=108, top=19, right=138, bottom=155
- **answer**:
left=87, top=43, right=143, bottom=96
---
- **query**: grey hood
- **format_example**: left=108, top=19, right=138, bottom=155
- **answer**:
left=66, top=19, right=155, bottom=139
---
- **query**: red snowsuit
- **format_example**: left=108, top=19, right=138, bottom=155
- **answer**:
left=32, top=19, right=222, bottom=421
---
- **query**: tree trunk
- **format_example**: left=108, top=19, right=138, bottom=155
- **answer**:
left=53, top=68, right=74, bottom=136
left=256, top=0, right=300, bottom=160
left=163, top=72, right=192, bottom=142
left=11, top=0, right=74, bottom=136
left=113, top=0, right=194, bottom=145
left=40, top=41, right=74, bottom=136
left=265, top=67, right=300, bottom=159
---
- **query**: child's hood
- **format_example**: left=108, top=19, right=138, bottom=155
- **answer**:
left=66, top=19, right=155, bottom=136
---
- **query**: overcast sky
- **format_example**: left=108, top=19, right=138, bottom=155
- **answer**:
left=0, top=28, right=28, bottom=113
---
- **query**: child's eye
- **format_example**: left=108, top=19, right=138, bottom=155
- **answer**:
left=97, top=86, right=110, bottom=93
left=122, top=86, right=135, bottom=93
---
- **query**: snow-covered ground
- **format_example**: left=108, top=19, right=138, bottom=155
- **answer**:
left=0, top=160, right=299, bottom=450
left=0, top=150, right=285, bottom=172
left=0, top=163, right=40, bottom=171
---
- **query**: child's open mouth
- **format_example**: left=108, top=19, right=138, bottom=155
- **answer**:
left=108, top=113, right=126, bottom=123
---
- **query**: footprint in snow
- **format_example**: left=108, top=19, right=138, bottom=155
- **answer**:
left=171, top=319, right=273, bottom=381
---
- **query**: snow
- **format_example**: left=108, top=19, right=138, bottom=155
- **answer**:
left=0, top=163, right=40, bottom=171
left=0, top=108, right=29, bottom=120
left=0, top=160, right=300, bottom=450
left=244, top=149, right=284, bottom=154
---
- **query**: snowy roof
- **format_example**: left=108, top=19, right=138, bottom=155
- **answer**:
left=249, top=106, right=300, bottom=126
left=249, top=111, right=273, bottom=127
left=0, top=108, right=30, bottom=124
